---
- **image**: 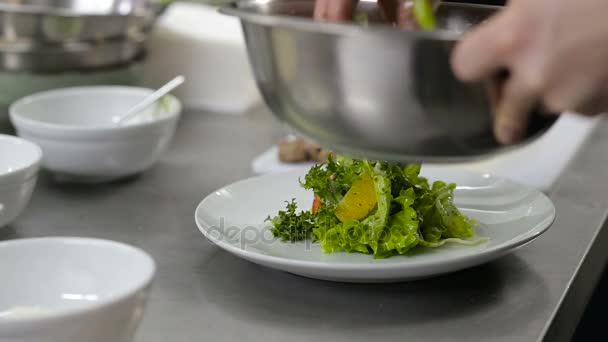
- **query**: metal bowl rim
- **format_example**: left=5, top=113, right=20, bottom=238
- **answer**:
left=287, top=121, right=553, bottom=163
left=0, top=35, right=145, bottom=54
left=0, top=3, right=154, bottom=18
left=220, top=0, right=502, bottom=41
left=0, top=50, right=147, bottom=74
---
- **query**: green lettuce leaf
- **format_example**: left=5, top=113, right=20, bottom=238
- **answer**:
left=339, top=220, right=372, bottom=254
left=413, top=0, right=437, bottom=30
left=376, top=188, right=420, bottom=258
left=423, top=181, right=476, bottom=239
left=360, top=164, right=391, bottom=255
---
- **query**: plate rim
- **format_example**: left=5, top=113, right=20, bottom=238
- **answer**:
left=194, top=168, right=556, bottom=272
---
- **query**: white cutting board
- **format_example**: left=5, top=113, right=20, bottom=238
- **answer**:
left=252, top=113, right=602, bottom=191
left=142, top=2, right=262, bottom=113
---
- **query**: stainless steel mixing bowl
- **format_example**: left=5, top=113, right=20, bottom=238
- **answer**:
left=0, top=0, right=166, bottom=45
left=221, top=0, right=556, bottom=162
left=0, top=36, right=144, bottom=72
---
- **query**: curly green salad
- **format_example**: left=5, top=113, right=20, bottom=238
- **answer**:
left=266, top=157, right=487, bottom=259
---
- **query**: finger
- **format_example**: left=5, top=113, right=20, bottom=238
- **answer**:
left=543, top=77, right=608, bottom=117
left=571, top=92, right=608, bottom=116
left=378, top=0, right=397, bottom=23
left=395, top=1, right=417, bottom=29
left=451, top=7, right=518, bottom=82
left=493, top=76, right=539, bottom=145
left=378, top=0, right=400, bottom=24
left=313, top=0, right=358, bottom=21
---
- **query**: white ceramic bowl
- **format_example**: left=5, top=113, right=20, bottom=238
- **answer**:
left=9, top=86, right=182, bottom=183
left=0, top=134, right=42, bottom=228
left=0, top=237, right=156, bottom=342
left=0, top=60, right=145, bottom=130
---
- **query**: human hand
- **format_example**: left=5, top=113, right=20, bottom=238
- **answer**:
left=452, top=0, right=608, bottom=144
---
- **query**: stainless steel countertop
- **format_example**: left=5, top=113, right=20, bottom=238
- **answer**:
left=1, top=109, right=607, bottom=342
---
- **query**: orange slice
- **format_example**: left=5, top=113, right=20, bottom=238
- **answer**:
left=335, top=175, right=377, bottom=222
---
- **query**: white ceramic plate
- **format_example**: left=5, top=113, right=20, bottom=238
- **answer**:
left=195, top=167, right=556, bottom=283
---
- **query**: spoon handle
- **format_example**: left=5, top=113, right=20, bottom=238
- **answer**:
left=117, top=75, right=185, bottom=124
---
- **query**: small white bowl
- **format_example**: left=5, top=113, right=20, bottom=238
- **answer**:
left=0, top=134, right=42, bottom=228
left=0, top=237, right=156, bottom=342
left=9, top=86, right=182, bottom=183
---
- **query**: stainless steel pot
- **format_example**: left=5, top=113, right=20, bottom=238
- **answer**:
left=0, top=36, right=144, bottom=72
left=0, top=0, right=167, bottom=45
left=221, top=0, right=557, bottom=163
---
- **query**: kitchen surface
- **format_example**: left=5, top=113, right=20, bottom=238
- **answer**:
left=0, top=0, right=607, bottom=341
left=1, top=108, right=606, bottom=342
